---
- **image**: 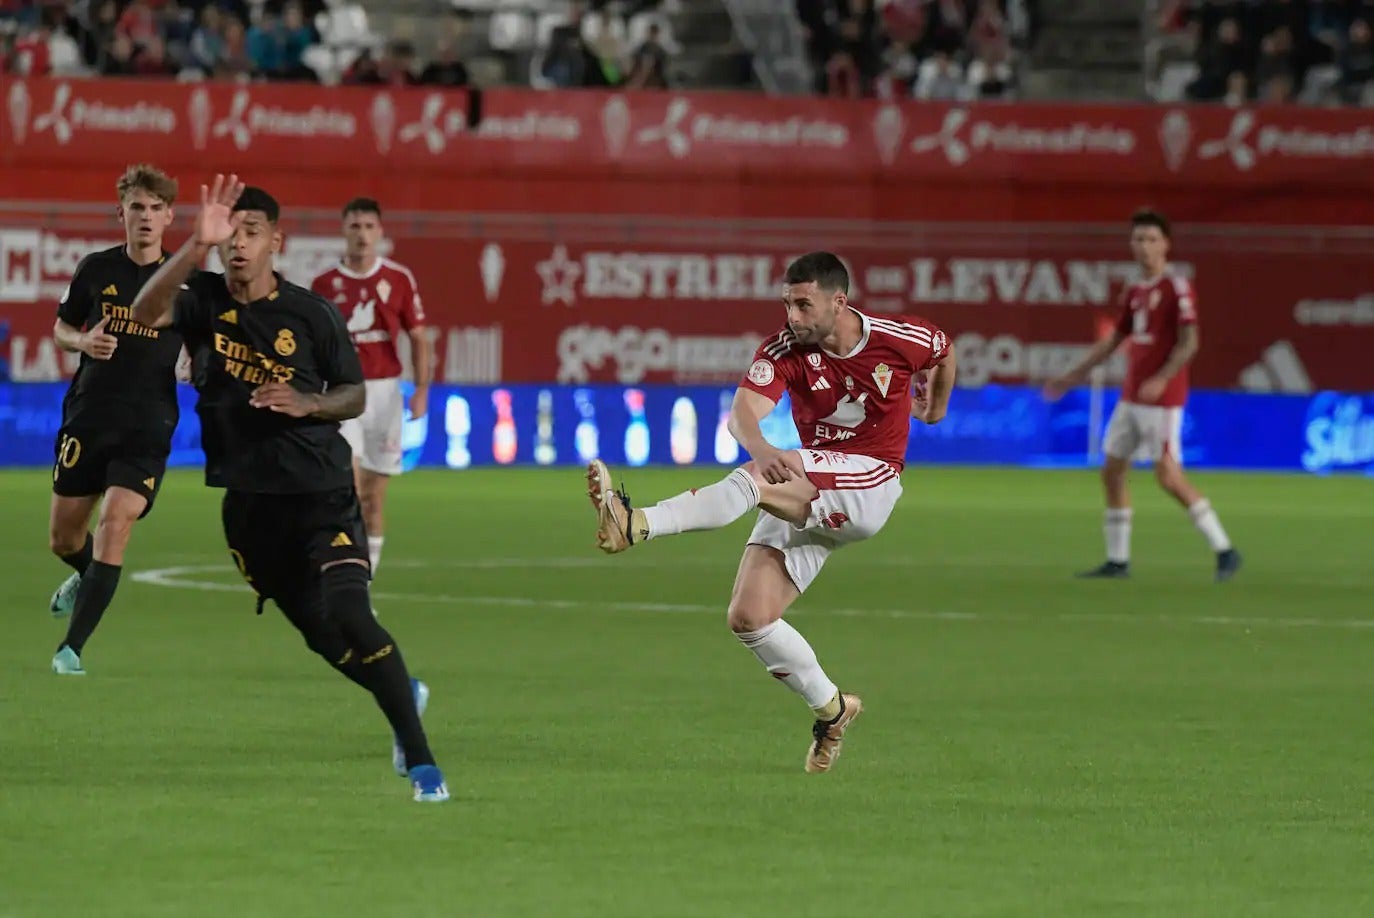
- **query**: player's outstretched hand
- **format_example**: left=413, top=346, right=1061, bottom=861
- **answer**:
left=195, top=173, right=246, bottom=247
left=1041, top=376, right=1072, bottom=402
left=408, top=386, right=429, bottom=421
left=81, top=316, right=118, bottom=360
left=250, top=382, right=317, bottom=418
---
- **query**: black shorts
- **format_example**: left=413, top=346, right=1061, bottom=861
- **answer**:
left=51, top=424, right=169, bottom=518
left=221, top=488, right=370, bottom=603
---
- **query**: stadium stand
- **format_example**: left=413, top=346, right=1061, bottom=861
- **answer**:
left=1, top=0, right=1369, bottom=105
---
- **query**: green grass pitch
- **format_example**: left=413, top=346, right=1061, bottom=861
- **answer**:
left=0, top=466, right=1371, bottom=917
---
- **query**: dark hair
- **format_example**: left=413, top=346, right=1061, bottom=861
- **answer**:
left=342, top=197, right=382, bottom=218
left=784, top=252, right=849, bottom=295
left=233, top=186, right=280, bottom=224
left=1131, top=208, right=1171, bottom=239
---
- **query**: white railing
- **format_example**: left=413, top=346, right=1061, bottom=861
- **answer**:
left=717, top=0, right=812, bottom=94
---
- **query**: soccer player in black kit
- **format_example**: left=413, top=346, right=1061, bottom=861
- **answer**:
left=131, top=175, right=449, bottom=803
left=49, top=164, right=184, bottom=676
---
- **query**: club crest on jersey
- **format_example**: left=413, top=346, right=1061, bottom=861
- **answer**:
left=274, top=328, right=297, bottom=357
left=333, top=277, right=343, bottom=290
left=844, top=375, right=854, bottom=390
left=748, top=359, right=775, bottom=386
left=376, top=279, right=392, bottom=303
left=872, top=363, right=893, bottom=398
left=807, top=353, right=823, bottom=369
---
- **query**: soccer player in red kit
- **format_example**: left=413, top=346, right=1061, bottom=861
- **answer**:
left=1045, top=209, right=1241, bottom=581
left=311, top=198, right=434, bottom=577
left=586, top=252, right=956, bottom=773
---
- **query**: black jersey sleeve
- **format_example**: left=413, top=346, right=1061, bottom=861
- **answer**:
left=172, top=271, right=217, bottom=337
left=315, top=300, right=364, bottom=387
left=55, top=254, right=98, bottom=328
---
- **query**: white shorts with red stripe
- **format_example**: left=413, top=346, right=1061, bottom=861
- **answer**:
left=1103, top=401, right=1185, bottom=464
left=747, top=450, right=903, bottom=593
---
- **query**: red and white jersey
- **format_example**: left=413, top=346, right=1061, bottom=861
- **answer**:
left=311, top=257, right=425, bottom=380
left=740, top=309, right=950, bottom=472
left=1114, top=271, right=1196, bottom=407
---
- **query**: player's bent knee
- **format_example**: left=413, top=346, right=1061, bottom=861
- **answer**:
left=48, top=529, right=84, bottom=557
left=726, top=599, right=781, bottom=634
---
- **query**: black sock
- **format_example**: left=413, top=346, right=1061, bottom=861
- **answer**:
left=275, top=592, right=373, bottom=689
left=321, top=564, right=435, bottom=769
left=60, top=560, right=121, bottom=655
left=59, top=533, right=93, bottom=577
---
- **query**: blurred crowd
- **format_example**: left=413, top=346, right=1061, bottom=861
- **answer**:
left=0, top=0, right=677, bottom=89
left=1154, top=0, right=1374, bottom=104
left=794, top=0, right=1036, bottom=100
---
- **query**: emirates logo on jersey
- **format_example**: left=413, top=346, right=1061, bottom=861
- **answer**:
left=871, top=363, right=893, bottom=398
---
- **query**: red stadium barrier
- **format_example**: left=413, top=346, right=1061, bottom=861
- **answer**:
left=2, top=77, right=1372, bottom=391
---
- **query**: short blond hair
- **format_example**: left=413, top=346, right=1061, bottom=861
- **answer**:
left=116, top=164, right=178, bottom=205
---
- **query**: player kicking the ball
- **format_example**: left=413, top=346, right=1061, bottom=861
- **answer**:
left=586, top=252, right=955, bottom=773
left=1044, top=208, right=1241, bottom=582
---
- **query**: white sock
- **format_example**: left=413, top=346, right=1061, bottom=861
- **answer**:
left=641, top=467, right=760, bottom=539
left=736, top=620, right=838, bottom=711
left=1104, top=508, right=1132, bottom=564
left=368, top=535, right=384, bottom=573
left=1187, top=499, right=1232, bottom=552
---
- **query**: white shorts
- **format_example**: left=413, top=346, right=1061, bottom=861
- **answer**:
left=1103, top=401, right=1184, bottom=464
left=747, top=450, right=903, bottom=593
left=341, top=377, right=404, bottom=475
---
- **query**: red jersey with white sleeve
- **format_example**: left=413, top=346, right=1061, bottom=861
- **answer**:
left=310, top=257, right=425, bottom=380
left=1114, top=271, right=1196, bottom=408
left=739, top=309, right=950, bottom=473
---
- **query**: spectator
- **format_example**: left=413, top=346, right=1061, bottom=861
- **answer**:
left=278, top=2, right=316, bottom=79
left=343, top=47, right=382, bottom=84
left=130, top=31, right=176, bottom=76
left=624, top=21, right=668, bottom=88
left=419, top=38, right=469, bottom=87
left=1255, top=27, right=1297, bottom=91
left=45, top=6, right=85, bottom=76
left=835, top=0, right=879, bottom=89
left=1188, top=17, right=1252, bottom=100
left=967, top=41, right=1014, bottom=97
left=825, top=49, right=862, bottom=97
left=116, top=0, right=158, bottom=50
left=417, top=10, right=469, bottom=86
left=1223, top=68, right=1250, bottom=105
left=874, top=39, right=918, bottom=98
left=584, top=10, right=626, bottom=85
left=188, top=4, right=227, bottom=75
left=218, top=14, right=254, bottom=80
left=246, top=10, right=285, bottom=74
left=8, top=20, right=51, bottom=75
left=1260, top=70, right=1295, bottom=102
left=915, top=48, right=966, bottom=100
left=101, top=31, right=136, bottom=75
left=968, top=0, right=1011, bottom=63
left=1337, top=16, right=1374, bottom=104
left=79, top=0, right=120, bottom=71
left=1308, top=0, right=1346, bottom=64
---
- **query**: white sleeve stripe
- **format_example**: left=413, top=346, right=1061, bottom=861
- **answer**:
left=870, top=325, right=933, bottom=346
left=869, top=318, right=934, bottom=340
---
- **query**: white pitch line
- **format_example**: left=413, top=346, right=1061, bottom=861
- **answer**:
left=131, top=564, right=1374, bottom=632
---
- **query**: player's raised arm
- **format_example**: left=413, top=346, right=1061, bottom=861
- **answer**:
left=132, top=173, right=245, bottom=329
left=914, top=345, right=957, bottom=425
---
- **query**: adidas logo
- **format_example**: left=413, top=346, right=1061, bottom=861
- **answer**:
left=102, top=284, right=118, bottom=296
left=1237, top=340, right=1312, bottom=394
left=143, top=477, right=156, bottom=490
left=330, top=532, right=353, bottom=547
left=218, top=309, right=238, bottom=324
left=810, top=377, right=832, bottom=392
